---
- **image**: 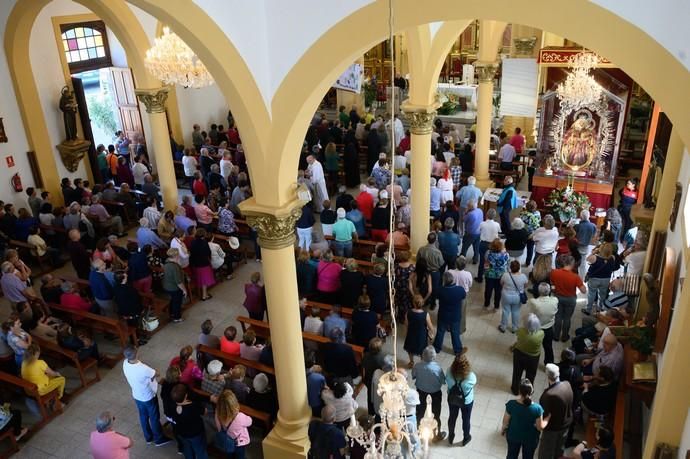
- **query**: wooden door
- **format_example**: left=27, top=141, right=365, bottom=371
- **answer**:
left=109, top=67, right=143, bottom=139
left=71, top=76, right=100, bottom=181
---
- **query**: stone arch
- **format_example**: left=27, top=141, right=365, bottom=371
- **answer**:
left=267, top=0, right=690, bottom=205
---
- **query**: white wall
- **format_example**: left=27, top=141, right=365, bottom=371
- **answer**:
left=176, top=84, right=229, bottom=147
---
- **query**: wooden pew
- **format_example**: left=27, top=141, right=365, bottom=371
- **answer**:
left=47, top=302, right=136, bottom=352
left=0, top=370, right=62, bottom=430
left=9, top=239, right=50, bottom=271
left=323, top=235, right=409, bottom=261
left=189, top=386, right=273, bottom=431
left=304, top=301, right=354, bottom=321
left=196, top=344, right=275, bottom=376
left=236, top=316, right=364, bottom=363
left=31, top=335, right=100, bottom=394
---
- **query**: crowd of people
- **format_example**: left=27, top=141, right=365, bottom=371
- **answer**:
left=0, top=109, right=643, bottom=459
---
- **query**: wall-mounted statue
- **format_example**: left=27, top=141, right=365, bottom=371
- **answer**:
left=59, top=86, right=79, bottom=142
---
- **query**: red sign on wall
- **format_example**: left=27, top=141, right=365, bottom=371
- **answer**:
left=5, top=156, right=14, bottom=167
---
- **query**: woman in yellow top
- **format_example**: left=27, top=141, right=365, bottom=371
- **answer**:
left=21, top=343, right=66, bottom=400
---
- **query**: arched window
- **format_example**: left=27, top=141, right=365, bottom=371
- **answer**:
left=60, top=21, right=112, bottom=73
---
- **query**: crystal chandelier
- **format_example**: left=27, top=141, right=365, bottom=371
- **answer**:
left=345, top=0, right=437, bottom=456
left=556, top=52, right=602, bottom=112
left=145, top=27, right=214, bottom=88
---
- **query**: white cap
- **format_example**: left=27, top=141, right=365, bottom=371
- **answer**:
left=253, top=373, right=270, bottom=393
left=337, top=208, right=346, bottom=219
left=228, top=236, right=240, bottom=250
left=379, top=190, right=389, bottom=200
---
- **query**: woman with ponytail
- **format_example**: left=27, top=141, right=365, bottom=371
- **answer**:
left=170, top=345, right=203, bottom=386
left=502, top=378, right=549, bottom=459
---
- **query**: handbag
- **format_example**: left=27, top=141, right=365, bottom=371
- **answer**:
left=214, top=421, right=237, bottom=453
left=141, top=308, right=159, bottom=332
left=509, top=272, right=527, bottom=304
left=447, top=376, right=466, bottom=407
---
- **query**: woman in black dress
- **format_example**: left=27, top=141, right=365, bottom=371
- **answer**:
left=339, top=258, right=364, bottom=308
left=343, top=129, right=360, bottom=188
left=404, top=294, right=434, bottom=368
left=409, top=257, right=432, bottom=308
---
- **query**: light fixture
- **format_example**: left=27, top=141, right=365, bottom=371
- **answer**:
left=555, top=52, right=602, bottom=112
left=345, top=0, right=437, bottom=456
left=145, top=27, right=214, bottom=88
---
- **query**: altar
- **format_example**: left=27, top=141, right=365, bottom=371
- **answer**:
left=532, top=52, right=629, bottom=215
left=436, top=83, right=478, bottom=125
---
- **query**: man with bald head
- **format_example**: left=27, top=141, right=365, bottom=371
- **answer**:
left=308, top=405, right=346, bottom=458
left=581, top=330, right=624, bottom=380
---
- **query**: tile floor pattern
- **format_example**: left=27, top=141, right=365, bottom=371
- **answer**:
left=4, top=250, right=590, bottom=459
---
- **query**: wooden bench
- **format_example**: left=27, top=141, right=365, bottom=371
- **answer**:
left=196, top=344, right=275, bottom=376
left=323, top=235, right=408, bottom=261
left=189, top=385, right=273, bottom=431
left=47, top=302, right=136, bottom=352
left=0, top=370, right=62, bottom=430
left=9, top=239, right=50, bottom=271
left=236, top=316, right=364, bottom=363
left=304, top=301, right=354, bottom=321
left=31, top=335, right=100, bottom=395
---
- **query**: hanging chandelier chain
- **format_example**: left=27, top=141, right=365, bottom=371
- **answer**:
left=145, top=27, right=214, bottom=89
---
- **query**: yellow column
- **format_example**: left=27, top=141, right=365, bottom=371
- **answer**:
left=402, top=102, right=438, bottom=256
left=240, top=198, right=311, bottom=459
left=135, top=87, right=178, bottom=211
left=642, top=281, right=690, bottom=458
left=474, top=62, right=499, bottom=189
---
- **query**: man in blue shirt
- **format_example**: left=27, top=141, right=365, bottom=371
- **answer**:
left=412, top=346, right=447, bottom=441
left=430, top=178, right=442, bottom=219
left=89, top=259, right=115, bottom=316
left=497, top=176, right=518, bottom=233
left=460, top=200, right=483, bottom=263
left=438, top=218, right=460, bottom=269
left=433, top=272, right=466, bottom=356
left=323, top=305, right=349, bottom=339
left=306, top=357, right=327, bottom=417
left=574, top=209, right=597, bottom=278
left=455, top=176, right=483, bottom=236
left=136, top=217, right=166, bottom=249
left=345, top=201, right=366, bottom=238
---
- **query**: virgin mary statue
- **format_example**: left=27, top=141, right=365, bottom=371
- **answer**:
left=561, top=112, right=597, bottom=170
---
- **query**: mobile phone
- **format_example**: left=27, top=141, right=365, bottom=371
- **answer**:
left=584, top=338, right=592, bottom=348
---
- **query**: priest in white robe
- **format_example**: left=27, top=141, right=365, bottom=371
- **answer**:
left=307, top=155, right=328, bottom=212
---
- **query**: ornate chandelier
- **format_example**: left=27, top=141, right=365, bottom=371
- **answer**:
left=556, top=52, right=602, bottom=112
left=145, top=27, right=214, bottom=88
left=345, top=0, right=437, bottom=456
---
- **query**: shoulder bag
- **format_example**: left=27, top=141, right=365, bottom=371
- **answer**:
left=447, top=376, right=467, bottom=407
left=509, top=272, right=528, bottom=304
left=214, top=420, right=237, bottom=453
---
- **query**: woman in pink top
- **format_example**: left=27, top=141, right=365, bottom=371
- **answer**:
left=90, top=411, right=132, bottom=459
left=316, top=250, right=342, bottom=303
left=169, top=345, right=203, bottom=386
left=194, top=195, right=216, bottom=231
left=215, top=390, right=252, bottom=459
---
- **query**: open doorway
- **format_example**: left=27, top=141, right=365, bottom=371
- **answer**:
left=59, top=19, right=144, bottom=182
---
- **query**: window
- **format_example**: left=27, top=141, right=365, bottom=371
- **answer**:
left=60, top=21, right=112, bottom=73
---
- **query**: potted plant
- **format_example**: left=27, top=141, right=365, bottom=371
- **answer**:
left=543, top=186, right=591, bottom=223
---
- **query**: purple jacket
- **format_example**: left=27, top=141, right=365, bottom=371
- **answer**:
left=243, top=283, right=267, bottom=314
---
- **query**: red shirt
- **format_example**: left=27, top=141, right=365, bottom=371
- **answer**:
left=399, top=136, right=411, bottom=153
left=192, top=180, right=208, bottom=197
left=60, top=292, right=93, bottom=312
left=183, top=203, right=197, bottom=221
left=170, top=357, right=203, bottom=386
left=356, top=192, right=374, bottom=221
left=509, top=134, right=525, bottom=153
left=550, top=268, right=584, bottom=297
left=220, top=337, right=240, bottom=356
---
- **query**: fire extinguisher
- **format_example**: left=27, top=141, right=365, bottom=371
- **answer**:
left=11, top=173, right=23, bottom=192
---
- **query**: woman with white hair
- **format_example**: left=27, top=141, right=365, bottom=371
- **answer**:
left=89, top=411, right=132, bottom=458
left=505, top=217, right=529, bottom=259
left=510, top=313, right=544, bottom=395
left=532, top=214, right=559, bottom=266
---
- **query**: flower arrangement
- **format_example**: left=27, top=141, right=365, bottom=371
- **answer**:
left=437, top=91, right=459, bottom=115
left=544, top=186, right=591, bottom=222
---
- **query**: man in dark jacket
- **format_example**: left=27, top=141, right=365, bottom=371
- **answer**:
left=433, top=272, right=466, bottom=355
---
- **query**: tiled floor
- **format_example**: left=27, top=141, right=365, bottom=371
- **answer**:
left=4, top=246, right=589, bottom=458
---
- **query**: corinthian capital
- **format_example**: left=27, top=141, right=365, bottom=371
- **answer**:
left=401, top=100, right=440, bottom=135
left=135, top=87, right=170, bottom=114
left=239, top=198, right=304, bottom=250
left=475, top=62, right=499, bottom=83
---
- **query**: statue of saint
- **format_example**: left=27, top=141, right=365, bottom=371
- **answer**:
left=59, top=86, right=79, bottom=142
left=561, top=112, right=597, bottom=170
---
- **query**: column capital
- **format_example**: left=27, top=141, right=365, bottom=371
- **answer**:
left=475, top=61, right=499, bottom=83
left=239, top=197, right=304, bottom=249
left=135, top=87, right=170, bottom=114
left=401, top=100, right=440, bottom=135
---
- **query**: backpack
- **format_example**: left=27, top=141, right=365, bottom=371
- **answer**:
left=447, top=377, right=466, bottom=407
